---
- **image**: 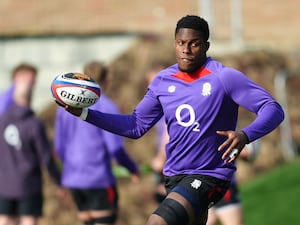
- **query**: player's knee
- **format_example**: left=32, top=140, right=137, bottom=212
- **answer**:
left=152, top=198, right=189, bottom=225
left=78, top=211, right=92, bottom=221
left=93, top=214, right=117, bottom=225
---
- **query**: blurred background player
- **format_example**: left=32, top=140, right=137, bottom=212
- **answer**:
left=54, top=61, right=140, bottom=225
left=0, top=84, right=14, bottom=115
left=150, top=122, right=168, bottom=203
left=145, top=61, right=172, bottom=204
left=0, top=63, right=61, bottom=225
left=207, top=141, right=260, bottom=225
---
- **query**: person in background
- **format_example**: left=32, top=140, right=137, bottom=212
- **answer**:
left=54, top=61, right=140, bottom=225
left=145, top=61, right=171, bottom=204
left=150, top=121, right=168, bottom=203
left=0, top=67, right=20, bottom=115
left=59, top=15, right=284, bottom=225
left=206, top=140, right=261, bottom=225
left=0, top=85, right=14, bottom=115
left=0, top=63, right=61, bottom=225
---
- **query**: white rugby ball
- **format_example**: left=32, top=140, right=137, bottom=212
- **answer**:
left=51, top=72, right=101, bottom=108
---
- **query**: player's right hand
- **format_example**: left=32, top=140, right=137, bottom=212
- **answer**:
left=55, top=100, right=65, bottom=107
left=54, top=100, right=83, bottom=117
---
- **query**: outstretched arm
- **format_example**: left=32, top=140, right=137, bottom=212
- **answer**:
left=59, top=89, right=164, bottom=139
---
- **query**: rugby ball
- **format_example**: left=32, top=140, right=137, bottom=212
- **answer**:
left=51, top=72, right=101, bottom=108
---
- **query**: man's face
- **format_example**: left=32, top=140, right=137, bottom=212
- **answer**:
left=174, top=28, right=209, bottom=73
left=14, top=70, right=36, bottom=96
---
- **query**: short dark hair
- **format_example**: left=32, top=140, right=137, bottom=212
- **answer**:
left=175, top=15, right=210, bottom=41
left=11, top=63, right=37, bottom=80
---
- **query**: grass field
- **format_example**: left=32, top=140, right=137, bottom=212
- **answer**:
left=241, top=157, right=300, bottom=225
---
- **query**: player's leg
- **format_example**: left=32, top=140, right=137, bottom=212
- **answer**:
left=18, top=216, right=39, bottom=225
left=0, top=196, right=18, bottom=225
left=208, top=181, right=243, bottom=225
left=70, top=188, right=94, bottom=224
left=77, top=211, right=93, bottom=225
left=206, top=207, right=218, bottom=225
left=148, top=189, right=209, bottom=225
left=147, top=174, right=229, bottom=225
left=71, top=188, right=118, bottom=225
left=90, top=209, right=117, bottom=225
left=18, top=191, right=43, bottom=225
left=153, top=172, right=167, bottom=203
left=147, top=192, right=191, bottom=225
left=216, top=182, right=243, bottom=225
left=0, top=215, right=16, bottom=225
left=215, top=204, right=243, bottom=225
left=85, top=187, right=118, bottom=225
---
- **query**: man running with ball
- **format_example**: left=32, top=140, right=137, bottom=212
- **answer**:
left=59, top=15, right=284, bottom=225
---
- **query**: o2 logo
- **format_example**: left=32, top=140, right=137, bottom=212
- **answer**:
left=175, top=104, right=200, bottom=132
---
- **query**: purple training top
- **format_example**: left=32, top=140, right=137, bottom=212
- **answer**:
left=55, top=94, right=139, bottom=188
left=0, top=103, right=61, bottom=198
left=155, top=117, right=167, bottom=152
left=0, top=85, right=14, bottom=115
left=84, top=57, right=284, bottom=181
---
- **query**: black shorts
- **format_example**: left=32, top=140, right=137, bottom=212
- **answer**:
left=165, top=174, right=230, bottom=214
left=70, top=187, right=119, bottom=212
left=0, top=192, right=43, bottom=216
left=213, top=182, right=241, bottom=209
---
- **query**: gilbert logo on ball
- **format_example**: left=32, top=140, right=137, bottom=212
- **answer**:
left=51, top=72, right=101, bottom=108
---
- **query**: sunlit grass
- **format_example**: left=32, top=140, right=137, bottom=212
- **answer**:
left=241, top=157, right=300, bottom=225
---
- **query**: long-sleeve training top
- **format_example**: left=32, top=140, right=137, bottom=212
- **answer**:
left=55, top=93, right=139, bottom=188
left=81, top=57, right=284, bottom=182
left=0, top=103, right=61, bottom=198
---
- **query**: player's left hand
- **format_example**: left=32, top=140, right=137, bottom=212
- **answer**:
left=216, top=130, right=249, bottom=163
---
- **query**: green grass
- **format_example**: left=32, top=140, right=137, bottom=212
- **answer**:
left=113, top=163, right=152, bottom=178
left=241, top=157, right=300, bottom=225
